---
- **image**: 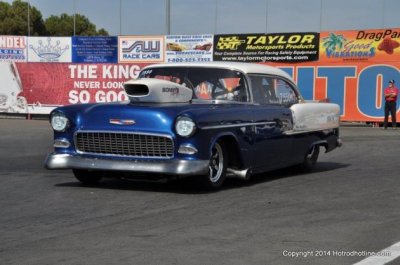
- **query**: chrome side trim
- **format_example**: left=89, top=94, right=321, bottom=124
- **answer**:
left=200, top=121, right=276, bottom=130
left=283, top=127, right=338, bottom=135
left=44, top=153, right=209, bottom=176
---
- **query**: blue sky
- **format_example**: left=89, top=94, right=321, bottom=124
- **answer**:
left=4, top=0, right=400, bottom=35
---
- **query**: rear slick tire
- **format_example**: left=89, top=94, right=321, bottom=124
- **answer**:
left=299, top=145, right=320, bottom=172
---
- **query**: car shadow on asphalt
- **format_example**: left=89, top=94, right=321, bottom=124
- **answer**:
left=54, top=162, right=349, bottom=194
left=244, top=161, right=350, bottom=188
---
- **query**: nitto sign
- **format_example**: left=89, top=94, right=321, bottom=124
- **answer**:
left=279, top=64, right=400, bottom=121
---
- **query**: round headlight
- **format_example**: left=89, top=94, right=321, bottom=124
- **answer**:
left=51, top=112, right=69, bottom=132
left=175, top=116, right=196, bottom=137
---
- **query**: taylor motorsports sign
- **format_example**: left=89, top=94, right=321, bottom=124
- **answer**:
left=213, top=33, right=319, bottom=63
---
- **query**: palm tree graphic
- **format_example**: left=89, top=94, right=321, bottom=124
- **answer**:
left=322, top=33, right=347, bottom=52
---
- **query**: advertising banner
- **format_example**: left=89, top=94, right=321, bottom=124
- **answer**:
left=0, top=62, right=150, bottom=114
left=0, top=36, right=27, bottom=62
left=72, top=36, right=118, bottom=63
left=320, top=28, right=400, bottom=63
left=165, top=34, right=213, bottom=63
left=269, top=61, right=400, bottom=123
left=28, top=37, right=71, bottom=62
left=213, top=32, right=319, bottom=63
left=1, top=29, right=400, bottom=122
left=118, top=36, right=164, bottom=63
left=3, top=59, right=398, bottom=121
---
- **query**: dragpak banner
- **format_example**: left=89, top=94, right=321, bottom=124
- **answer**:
left=320, top=28, right=400, bottom=63
left=213, top=33, right=319, bottom=63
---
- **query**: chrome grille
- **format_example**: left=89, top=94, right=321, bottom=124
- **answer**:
left=75, top=131, right=174, bottom=158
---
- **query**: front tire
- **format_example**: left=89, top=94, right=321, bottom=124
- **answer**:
left=73, top=169, right=103, bottom=185
left=299, top=145, right=320, bottom=172
left=198, top=142, right=227, bottom=190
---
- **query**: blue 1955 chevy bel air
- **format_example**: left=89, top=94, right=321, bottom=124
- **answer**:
left=45, top=62, right=342, bottom=189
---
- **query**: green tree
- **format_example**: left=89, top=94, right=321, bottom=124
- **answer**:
left=0, top=0, right=46, bottom=36
left=45, top=13, right=108, bottom=36
left=97, top=28, right=108, bottom=36
left=0, top=0, right=108, bottom=36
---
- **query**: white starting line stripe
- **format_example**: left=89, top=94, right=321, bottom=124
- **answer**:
left=353, top=241, right=400, bottom=265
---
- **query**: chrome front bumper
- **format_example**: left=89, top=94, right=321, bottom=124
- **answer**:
left=45, top=153, right=209, bottom=176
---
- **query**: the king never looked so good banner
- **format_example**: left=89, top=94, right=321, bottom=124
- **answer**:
left=213, top=33, right=319, bottom=63
left=0, top=62, right=150, bottom=114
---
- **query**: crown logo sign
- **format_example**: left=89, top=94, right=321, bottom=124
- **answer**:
left=29, top=37, right=69, bottom=60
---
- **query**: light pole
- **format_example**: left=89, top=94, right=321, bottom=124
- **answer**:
left=214, top=0, right=218, bottom=33
left=27, top=1, right=30, bottom=36
left=73, top=0, right=76, bottom=36
left=265, top=0, right=269, bottom=33
left=166, top=0, right=170, bottom=35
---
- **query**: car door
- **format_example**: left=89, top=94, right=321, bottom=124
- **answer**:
left=248, top=75, right=296, bottom=170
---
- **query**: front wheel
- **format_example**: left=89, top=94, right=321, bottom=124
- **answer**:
left=298, top=145, right=320, bottom=172
left=198, top=142, right=227, bottom=190
left=73, top=169, right=103, bottom=185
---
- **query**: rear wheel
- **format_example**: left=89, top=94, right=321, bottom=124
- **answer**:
left=299, top=145, right=320, bottom=172
left=73, top=169, right=103, bottom=185
left=198, top=142, right=227, bottom=190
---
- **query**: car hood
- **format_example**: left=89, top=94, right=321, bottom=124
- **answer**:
left=60, top=102, right=182, bottom=134
left=55, top=100, right=252, bottom=135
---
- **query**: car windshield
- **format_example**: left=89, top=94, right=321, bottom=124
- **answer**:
left=139, top=67, right=248, bottom=102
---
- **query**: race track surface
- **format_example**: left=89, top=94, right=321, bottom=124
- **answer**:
left=1, top=119, right=400, bottom=265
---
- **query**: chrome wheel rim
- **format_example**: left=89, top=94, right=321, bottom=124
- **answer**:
left=209, top=143, right=224, bottom=183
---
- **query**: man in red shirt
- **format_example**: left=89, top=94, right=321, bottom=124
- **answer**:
left=383, top=79, right=399, bottom=129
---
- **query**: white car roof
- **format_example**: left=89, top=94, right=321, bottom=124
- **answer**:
left=142, top=62, right=293, bottom=81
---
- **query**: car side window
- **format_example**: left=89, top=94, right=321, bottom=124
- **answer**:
left=249, top=75, right=298, bottom=106
left=188, top=69, right=248, bottom=102
left=249, top=75, right=279, bottom=105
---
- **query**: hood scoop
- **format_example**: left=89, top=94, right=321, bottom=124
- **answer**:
left=124, top=78, right=193, bottom=103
